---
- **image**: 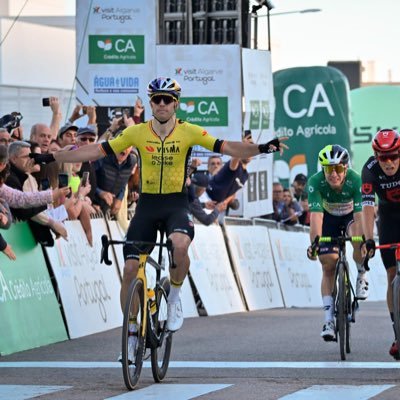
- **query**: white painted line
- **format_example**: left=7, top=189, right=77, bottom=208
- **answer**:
left=2, top=361, right=400, bottom=369
left=104, top=384, right=232, bottom=400
left=278, top=384, right=395, bottom=400
left=0, top=385, right=72, bottom=400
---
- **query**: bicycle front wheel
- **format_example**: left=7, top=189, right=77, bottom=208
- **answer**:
left=122, top=278, right=146, bottom=390
left=392, top=275, right=400, bottom=346
left=336, top=262, right=347, bottom=360
left=345, top=267, right=352, bottom=354
left=151, top=277, right=173, bottom=382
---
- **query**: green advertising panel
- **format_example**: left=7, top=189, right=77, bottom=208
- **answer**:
left=0, top=223, right=67, bottom=355
left=89, top=35, right=145, bottom=64
left=350, top=85, right=400, bottom=174
left=177, top=97, right=228, bottom=126
left=273, top=66, right=351, bottom=187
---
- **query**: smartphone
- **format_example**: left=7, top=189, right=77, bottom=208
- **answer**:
left=82, top=106, right=87, bottom=115
left=244, top=130, right=252, bottom=139
left=81, top=171, right=90, bottom=187
left=42, top=98, right=50, bottom=107
left=41, top=178, right=50, bottom=191
left=58, top=173, right=69, bottom=188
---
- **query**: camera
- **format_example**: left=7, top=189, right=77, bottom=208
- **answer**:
left=0, top=112, right=23, bottom=133
left=42, top=98, right=50, bottom=107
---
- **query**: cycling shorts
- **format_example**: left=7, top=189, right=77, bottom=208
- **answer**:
left=377, top=208, right=400, bottom=269
left=318, top=211, right=354, bottom=255
left=123, top=193, right=195, bottom=260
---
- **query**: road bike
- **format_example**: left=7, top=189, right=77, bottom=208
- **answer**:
left=312, top=232, right=364, bottom=360
left=364, top=242, right=400, bottom=359
left=100, top=229, right=174, bottom=390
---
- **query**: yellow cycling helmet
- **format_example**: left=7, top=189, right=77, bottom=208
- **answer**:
left=318, top=144, right=349, bottom=166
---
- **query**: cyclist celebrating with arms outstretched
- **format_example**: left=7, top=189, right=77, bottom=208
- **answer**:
left=307, top=144, right=367, bottom=341
left=361, top=129, right=400, bottom=360
left=31, top=77, right=288, bottom=361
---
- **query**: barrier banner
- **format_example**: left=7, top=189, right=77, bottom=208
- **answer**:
left=242, top=48, right=274, bottom=217
left=224, top=223, right=284, bottom=310
left=0, top=223, right=67, bottom=355
left=107, top=220, right=198, bottom=318
left=273, top=66, right=351, bottom=187
left=350, top=85, right=400, bottom=174
left=188, top=224, right=245, bottom=315
left=268, top=228, right=323, bottom=307
left=45, top=219, right=122, bottom=338
left=76, top=0, right=157, bottom=106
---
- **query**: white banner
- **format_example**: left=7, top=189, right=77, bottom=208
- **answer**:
left=242, top=49, right=275, bottom=217
left=106, top=220, right=198, bottom=318
left=76, top=0, right=157, bottom=105
left=268, top=228, right=323, bottom=307
left=189, top=224, right=245, bottom=315
left=224, top=223, right=284, bottom=310
left=155, top=44, right=242, bottom=144
left=45, top=219, right=122, bottom=338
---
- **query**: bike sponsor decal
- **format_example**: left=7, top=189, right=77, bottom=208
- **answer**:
left=362, top=183, right=373, bottom=194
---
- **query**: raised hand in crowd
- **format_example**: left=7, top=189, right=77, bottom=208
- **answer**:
left=68, top=105, right=83, bottom=124
left=49, top=97, right=62, bottom=139
left=48, top=218, right=68, bottom=241
left=85, top=106, right=97, bottom=125
left=2, top=243, right=16, bottom=261
left=98, top=190, right=115, bottom=207
left=51, top=186, right=70, bottom=206
left=134, top=96, right=145, bottom=120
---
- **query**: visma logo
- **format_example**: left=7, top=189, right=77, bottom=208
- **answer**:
left=97, top=39, right=112, bottom=51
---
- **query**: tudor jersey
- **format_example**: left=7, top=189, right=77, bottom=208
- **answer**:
left=307, top=168, right=362, bottom=216
left=108, top=120, right=219, bottom=194
left=362, top=156, right=400, bottom=210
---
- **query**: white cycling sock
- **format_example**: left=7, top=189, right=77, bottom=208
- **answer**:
left=168, top=285, right=181, bottom=304
left=322, top=296, right=334, bottom=323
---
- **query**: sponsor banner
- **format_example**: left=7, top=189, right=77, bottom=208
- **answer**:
left=188, top=224, right=245, bottom=315
left=45, top=219, right=122, bottom=338
left=268, top=228, right=323, bottom=307
left=242, top=49, right=274, bottom=216
left=106, top=220, right=198, bottom=318
left=273, top=66, right=351, bottom=188
left=224, top=223, right=284, bottom=310
left=76, top=0, right=156, bottom=105
left=0, top=223, right=67, bottom=355
left=155, top=45, right=242, bottom=144
left=350, top=85, right=400, bottom=174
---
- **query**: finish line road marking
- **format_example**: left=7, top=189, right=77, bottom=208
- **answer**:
left=278, top=384, right=395, bottom=400
left=2, top=361, right=400, bottom=369
left=0, top=385, right=71, bottom=400
left=104, top=384, right=232, bottom=400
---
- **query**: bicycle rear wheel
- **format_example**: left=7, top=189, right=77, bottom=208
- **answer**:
left=151, top=277, right=173, bottom=382
left=336, top=262, right=347, bottom=360
left=392, top=275, right=400, bottom=347
left=122, top=278, right=146, bottom=390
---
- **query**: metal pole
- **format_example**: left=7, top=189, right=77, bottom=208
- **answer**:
left=267, top=6, right=271, bottom=51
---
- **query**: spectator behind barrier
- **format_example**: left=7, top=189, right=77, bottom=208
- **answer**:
left=0, top=128, right=11, bottom=147
left=290, top=173, right=308, bottom=202
left=281, top=188, right=303, bottom=225
left=188, top=172, right=226, bottom=226
left=57, top=124, right=78, bottom=148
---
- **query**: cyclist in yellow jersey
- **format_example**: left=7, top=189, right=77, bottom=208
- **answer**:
left=31, top=77, right=288, bottom=359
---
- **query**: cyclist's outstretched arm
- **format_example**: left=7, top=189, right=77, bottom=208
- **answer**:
left=361, top=204, right=375, bottom=241
left=222, top=136, right=288, bottom=158
left=309, top=211, right=323, bottom=243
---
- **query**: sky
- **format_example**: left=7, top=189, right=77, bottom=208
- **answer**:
left=254, top=0, right=400, bottom=82
left=8, top=0, right=400, bottom=83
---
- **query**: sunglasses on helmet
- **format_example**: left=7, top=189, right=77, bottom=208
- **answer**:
left=323, top=164, right=345, bottom=174
left=151, top=95, right=175, bottom=105
left=376, top=153, right=400, bottom=163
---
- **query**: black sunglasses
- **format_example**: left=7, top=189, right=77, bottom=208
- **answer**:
left=79, top=137, right=96, bottom=143
left=151, top=95, right=175, bottom=105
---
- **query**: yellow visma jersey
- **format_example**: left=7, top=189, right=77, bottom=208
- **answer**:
left=108, top=119, right=219, bottom=194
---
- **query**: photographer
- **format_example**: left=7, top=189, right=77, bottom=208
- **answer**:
left=0, top=112, right=23, bottom=143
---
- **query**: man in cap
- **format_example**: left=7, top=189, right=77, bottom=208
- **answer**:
left=57, top=125, right=78, bottom=148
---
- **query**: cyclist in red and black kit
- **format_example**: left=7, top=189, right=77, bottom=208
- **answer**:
left=361, top=128, right=400, bottom=360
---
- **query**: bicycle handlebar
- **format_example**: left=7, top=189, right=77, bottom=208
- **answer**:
left=100, top=234, right=175, bottom=268
left=363, top=242, right=400, bottom=271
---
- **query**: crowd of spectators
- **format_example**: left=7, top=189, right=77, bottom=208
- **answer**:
left=0, top=98, right=309, bottom=260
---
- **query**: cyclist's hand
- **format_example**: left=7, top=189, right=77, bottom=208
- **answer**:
left=365, top=239, right=376, bottom=258
left=29, top=152, right=55, bottom=164
left=258, top=137, right=289, bottom=155
left=307, top=245, right=318, bottom=260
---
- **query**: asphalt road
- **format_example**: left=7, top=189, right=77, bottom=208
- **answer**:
left=1, top=301, right=400, bottom=400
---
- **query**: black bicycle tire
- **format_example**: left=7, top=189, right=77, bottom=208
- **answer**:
left=345, top=264, right=351, bottom=354
left=151, top=276, right=173, bottom=382
left=337, top=262, right=346, bottom=360
left=122, top=278, right=146, bottom=390
left=392, top=275, right=400, bottom=347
